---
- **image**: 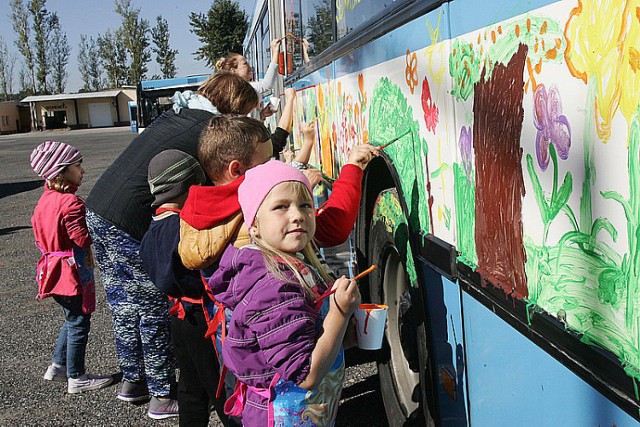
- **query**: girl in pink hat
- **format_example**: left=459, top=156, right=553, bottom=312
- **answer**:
left=30, top=141, right=113, bottom=394
left=209, top=160, right=361, bottom=426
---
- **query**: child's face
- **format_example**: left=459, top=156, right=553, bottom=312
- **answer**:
left=62, top=161, right=84, bottom=186
left=234, top=56, right=253, bottom=81
left=253, top=182, right=315, bottom=253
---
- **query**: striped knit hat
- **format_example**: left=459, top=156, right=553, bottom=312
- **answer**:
left=148, top=149, right=206, bottom=207
left=30, top=141, right=83, bottom=180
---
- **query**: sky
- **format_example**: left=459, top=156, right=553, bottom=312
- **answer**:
left=0, top=0, right=257, bottom=93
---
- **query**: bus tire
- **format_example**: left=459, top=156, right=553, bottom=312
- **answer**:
left=368, top=188, right=435, bottom=426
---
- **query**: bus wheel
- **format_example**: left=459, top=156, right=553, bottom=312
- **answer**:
left=368, top=189, right=435, bottom=426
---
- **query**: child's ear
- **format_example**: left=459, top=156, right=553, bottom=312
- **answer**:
left=228, top=160, right=243, bottom=178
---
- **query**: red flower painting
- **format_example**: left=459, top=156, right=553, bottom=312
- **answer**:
left=421, top=77, right=439, bottom=133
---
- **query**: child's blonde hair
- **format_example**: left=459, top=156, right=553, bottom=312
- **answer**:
left=214, top=53, right=244, bottom=72
left=47, top=170, right=74, bottom=193
left=251, top=181, right=333, bottom=297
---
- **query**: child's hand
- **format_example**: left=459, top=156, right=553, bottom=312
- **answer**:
left=346, top=144, right=380, bottom=170
left=303, top=168, right=322, bottom=188
left=283, top=148, right=295, bottom=163
left=301, top=122, right=316, bottom=142
left=283, top=87, right=296, bottom=102
left=330, top=276, right=361, bottom=318
left=270, top=38, right=282, bottom=62
left=260, top=104, right=276, bottom=120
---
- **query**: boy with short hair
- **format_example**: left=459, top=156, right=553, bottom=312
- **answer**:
left=139, top=149, right=228, bottom=425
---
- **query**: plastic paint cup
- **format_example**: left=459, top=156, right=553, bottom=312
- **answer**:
left=269, top=96, right=280, bottom=111
left=354, top=303, right=388, bottom=350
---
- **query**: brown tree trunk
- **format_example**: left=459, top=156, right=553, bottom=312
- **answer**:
left=473, top=44, right=528, bottom=299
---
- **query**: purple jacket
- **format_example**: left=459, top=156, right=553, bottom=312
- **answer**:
left=208, top=244, right=329, bottom=424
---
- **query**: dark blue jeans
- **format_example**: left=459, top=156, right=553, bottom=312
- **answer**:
left=52, top=295, right=91, bottom=379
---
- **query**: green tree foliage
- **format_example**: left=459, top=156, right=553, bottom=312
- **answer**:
left=30, top=0, right=52, bottom=94
left=306, top=0, right=333, bottom=55
left=49, top=16, right=70, bottom=94
left=97, top=30, right=128, bottom=88
left=78, top=35, right=102, bottom=92
left=189, top=0, right=248, bottom=67
left=0, top=37, right=9, bottom=100
left=114, top=0, right=151, bottom=85
left=151, top=16, right=178, bottom=78
left=10, top=0, right=35, bottom=95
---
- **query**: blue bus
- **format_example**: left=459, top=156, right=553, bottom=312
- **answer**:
left=244, top=0, right=640, bottom=425
left=135, top=74, right=210, bottom=131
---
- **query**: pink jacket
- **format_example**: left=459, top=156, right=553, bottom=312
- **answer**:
left=31, top=184, right=92, bottom=298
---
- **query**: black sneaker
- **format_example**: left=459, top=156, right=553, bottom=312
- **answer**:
left=117, top=380, right=150, bottom=402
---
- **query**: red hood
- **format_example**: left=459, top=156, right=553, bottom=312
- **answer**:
left=180, top=176, right=244, bottom=230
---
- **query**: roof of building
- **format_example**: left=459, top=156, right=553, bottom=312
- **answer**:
left=21, top=89, right=124, bottom=103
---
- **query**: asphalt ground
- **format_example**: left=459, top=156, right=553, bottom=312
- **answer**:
left=0, top=127, right=388, bottom=426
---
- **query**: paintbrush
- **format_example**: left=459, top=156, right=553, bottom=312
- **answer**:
left=378, top=129, right=411, bottom=150
left=313, top=264, right=378, bottom=304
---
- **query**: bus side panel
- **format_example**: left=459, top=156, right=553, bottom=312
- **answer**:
left=421, top=262, right=469, bottom=425
left=461, top=291, right=637, bottom=426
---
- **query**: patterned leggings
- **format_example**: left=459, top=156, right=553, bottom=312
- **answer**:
left=86, top=210, right=176, bottom=397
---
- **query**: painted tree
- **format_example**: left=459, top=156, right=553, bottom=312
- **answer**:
left=10, top=0, right=35, bottom=94
left=48, top=15, right=70, bottom=94
left=97, top=30, right=128, bottom=88
left=151, top=16, right=178, bottom=78
left=78, top=35, right=102, bottom=92
left=189, top=0, right=248, bottom=67
left=114, top=0, right=151, bottom=85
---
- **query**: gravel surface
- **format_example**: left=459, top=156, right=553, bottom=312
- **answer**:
left=0, top=127, right=388, bottom=426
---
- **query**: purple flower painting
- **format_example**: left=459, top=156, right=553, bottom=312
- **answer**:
left=459, top=125, right=473, bottom=184
left=533, top=84, right=571, bottom=170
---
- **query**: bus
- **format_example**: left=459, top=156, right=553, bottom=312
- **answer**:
left=134, top=74, right=210, bottom=131
left=244, top=0, right=640, bottom=425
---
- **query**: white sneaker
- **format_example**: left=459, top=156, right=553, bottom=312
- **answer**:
left=68, top=373, right=113, bottom=394
left=43, top=364, right=67, bottom=382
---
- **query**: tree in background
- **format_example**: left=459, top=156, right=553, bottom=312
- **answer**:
left=114, top=0, right=150, bottom=85
left=151, top=16, right=178, bottom=79
left=49, top=17, right=70, bottom=94
left=78, top=35, right=103, bottom=92
left=306, top=0, right=333, bottom=55
left=98, top=30, right=128, bottom=88
left=10, top=0, right=35, bottom=95
left=0, top=37, right=10, bottom=100
left=30, top=0, right=53, bottom=94
left=190, top=0, right=248, bottom=67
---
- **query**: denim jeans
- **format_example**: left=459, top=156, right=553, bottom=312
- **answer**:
left=52, top=295, right=91, bottom=379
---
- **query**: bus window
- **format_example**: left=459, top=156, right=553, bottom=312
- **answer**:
left=284, top=0, right=334, bottom=71
left=336, top=0, right=397, bottom=39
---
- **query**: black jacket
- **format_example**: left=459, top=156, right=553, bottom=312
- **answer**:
left=86, top=108, right=214, bottom=241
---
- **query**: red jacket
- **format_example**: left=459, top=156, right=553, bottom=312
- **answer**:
left=31, top=184, right=92, bottom=298
left=180, top=164, right=364, bottom=248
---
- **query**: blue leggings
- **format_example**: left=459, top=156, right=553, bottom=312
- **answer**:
left=86, top=210, right=176, bottom=397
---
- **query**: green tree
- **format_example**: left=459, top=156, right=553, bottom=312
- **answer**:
left=10, top=0, right=35, bottom=95
left=0, top=36, right=9, bottom=100
left=49, top=16, right=70, bottom=94
left=114, top=0, right=150, bottom=85
left=151, top=16, right=178, bottom=78
left=30, top=0, right=53, bottom=94
left=189, top=0, right=248, bottom=67
left=78, top=35, right=102, bottom=91
left=306, top=0, right=333, bottom=55
left=98, top=29, right=128, bottom=88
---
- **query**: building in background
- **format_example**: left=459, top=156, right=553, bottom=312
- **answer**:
left=0, top=101, right=21, bottom=134
left=21, top=88, right=136, bottom=131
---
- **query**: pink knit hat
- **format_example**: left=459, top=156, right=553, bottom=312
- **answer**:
left=30, top=141, right=83, bottom=180
left=238, top=159, right=312, bottom=228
